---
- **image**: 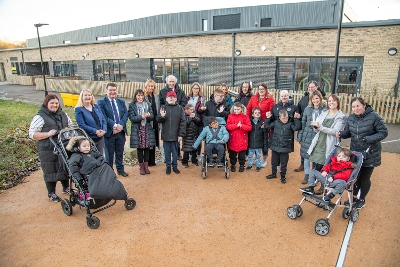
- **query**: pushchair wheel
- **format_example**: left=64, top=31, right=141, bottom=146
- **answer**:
left=225, top=172, right=230, bottom=179
left=61, top=198, right=73, bottom=216
left=342, top=207, right=350, bottom=219
left=315, top=218, right=330, bottom=236
left=286, top=206, right=298, bottom=220
left=124, top=198, right=136, bottom=210
left=86, top=215, right=100, bottom=229
left=350, top=209, right=359, bottom=222
left=293, top=205, right=303, bottom=217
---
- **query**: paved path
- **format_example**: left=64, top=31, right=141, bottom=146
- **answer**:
left=1, top=82, right=399, bottom=154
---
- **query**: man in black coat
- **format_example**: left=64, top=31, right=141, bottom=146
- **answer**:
left=158, top=75, right=187, bottom=108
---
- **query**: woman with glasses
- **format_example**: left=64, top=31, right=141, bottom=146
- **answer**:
left=187, top=82, right=207, bottom=160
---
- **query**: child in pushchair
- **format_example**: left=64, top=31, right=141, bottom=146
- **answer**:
left=51, top=126, right=136, bottom=229
left=300, top=147, right=358, bottom=202
left=286, top=146, right=363, bottom=236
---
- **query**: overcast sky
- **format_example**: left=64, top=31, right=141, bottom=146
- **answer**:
left=0, top=0, right=399, bottom=42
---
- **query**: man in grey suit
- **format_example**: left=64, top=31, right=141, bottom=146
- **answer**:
left=98, top=83, right=129, bottom=177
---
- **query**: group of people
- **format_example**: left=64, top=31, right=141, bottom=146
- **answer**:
left=29, top=76, right=388, bottom=210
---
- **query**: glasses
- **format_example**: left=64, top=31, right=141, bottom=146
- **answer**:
left=192, top=87, right=200, bottom=90
left=215, top=94, right=224, bottom=98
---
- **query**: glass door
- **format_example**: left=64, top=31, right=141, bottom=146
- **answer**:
left=336, top=63, right=362, bottom=94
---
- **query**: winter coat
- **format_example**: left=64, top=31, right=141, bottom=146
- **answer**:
left=146, top=93, right=160, bottom=147
left=265, top=117, right=301, bottom=153
left=270, top=101, right=299, bottom=122
left=35, top=105, right=70, bottom=182
left=182, top=112, right=201, bottom=152
left=68, top=151, right=105, bottom=181
left=156, top=103, right=186, bottom=141
left=74, top=104, right=107, bottom=140
left=297, top=105, right=326, bottom=159
left=339, top=105, right=388, bottom=167
left=158, top=84, right=187, bottom=108
left=307, top=110, right=346, bottom=159
left=246, top=94, right=275, bottom=120
left=193, top=126, right=229, bottom=149
left=202, top=99, right=231, bottom=126
left=128, top=101, right=157, bottom=148
left=248, top=117, right=268, bottom=151
left=226, top=107, right=252, bottom=152
left=234, top=93, right=252, bottom=107
left=321, top=156, right=354, bottom=182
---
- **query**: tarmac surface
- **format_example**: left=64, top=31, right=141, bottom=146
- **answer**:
left=1, top=81, right=399, bottom=154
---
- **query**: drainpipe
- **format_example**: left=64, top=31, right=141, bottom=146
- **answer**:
left=332, top=0, right=344, bottom=94
left=20, top=50, right=26, bottom=75
left=231, top=33, right=236, bottom=87
left=395, top=64, right=400, bottom=98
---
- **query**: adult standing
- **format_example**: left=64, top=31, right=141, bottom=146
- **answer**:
left=337, top=97, right=388, bottom=209
left=234, top=81, right=253, bottom=107
left=267, top=90, right=300, bottom=151
left=187, top=82, right=206, bottom=160
left=74, top=89, right=107, bottom=154
left=295, top=80, right=325, bottom=172
left=158, top=75, right=187, bottom=108
left=144, top=79, right=160, bottom=166
left=98, top=83, right=129, bottom=177
left=128, top=89, right=156, bottom=175
left=202, top=87, right=231, bottom=125
left=297, top=90, right=326, bottom=188
left=29, top=94, right=73, bottom=202
left=307, top=94, right=346, bottom=194
left=246, top=83, right=275, bottom=167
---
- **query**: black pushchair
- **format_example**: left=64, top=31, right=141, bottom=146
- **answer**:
left=50, top=126, right=136, bottom=229
left=286, top=146, right=364, bottom=236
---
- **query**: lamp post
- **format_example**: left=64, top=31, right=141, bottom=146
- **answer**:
left=34, top=23, right=49, bottom=96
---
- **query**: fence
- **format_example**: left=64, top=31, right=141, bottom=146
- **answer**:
left=34, top=78, right=399, bottom=123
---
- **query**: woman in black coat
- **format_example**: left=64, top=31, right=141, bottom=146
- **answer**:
left=129, top=89, right=157, bottom=175
left=144, top=79, right=160, bottom=166
left=337, top=97, right=388, bottom=209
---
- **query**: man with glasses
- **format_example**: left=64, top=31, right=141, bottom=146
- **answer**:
left=98, top=83, right=129, bottom=177
left=202, top=87, right=231, bottom=126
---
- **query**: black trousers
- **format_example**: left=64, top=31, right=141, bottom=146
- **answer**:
left=271, top=150, right=289, bottom=176
left=182, top=149, right=198, bottom=164
left=137, top=148, right=150, bottom=163
left=229, top=149, right=246, bottom=166
left=104, top=131, right=126, bottom=172
left=148, top=148, right=156, bottom=166
left=45, top=180, right=69, bottom=194
left=354, top=166, right=374, bottom=200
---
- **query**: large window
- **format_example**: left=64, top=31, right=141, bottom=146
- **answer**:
left=152, top=58, right=198, bottom=84
left=277, top=57, right=363, bottom=94
left=94, top=60, right=127, bottom=81
left=53, top=61, right=76, bottom=77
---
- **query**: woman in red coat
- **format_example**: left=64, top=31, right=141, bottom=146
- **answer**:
left=226, top=102, right=252, bottom=172
left=246, top=83, right=275, bottom=167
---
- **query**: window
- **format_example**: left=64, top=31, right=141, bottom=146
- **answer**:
left=53, top=61, right=76, bottom=77
left=152, top=58, right=199, bottom=84
left=260, top=18, right=272, bottom=27
left=213, top=14, right=240, bottom=30
left=202, top=19, right=208, bottom=31
left=63, top=40, right=71, bottom=44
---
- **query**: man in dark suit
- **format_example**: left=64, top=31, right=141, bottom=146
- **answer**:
left=98, top=83, right=129, bottom=177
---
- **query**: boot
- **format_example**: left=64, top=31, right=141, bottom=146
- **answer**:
left=143, top=162, right=150, bottom=174
left=280, top=173, right=286, bottom=184
left=294, top=165, right=304, bottom=172
left=322, top=192, right=335, bottom=202
left=314, top=183, right=325, bottom=195
left=239, top=165, right=245, bottom=172
left=230, top=165, right=236, bottom=172
left=266, top=173, right=277, bottom=179
left=139, top=162, right=146, bottom=175
left=301, top=174, right=309, bottom=184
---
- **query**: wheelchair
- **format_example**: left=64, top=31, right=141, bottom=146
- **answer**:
left=199, top=141, right=230, bottom=179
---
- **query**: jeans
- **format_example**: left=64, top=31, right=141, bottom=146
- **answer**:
left=205, top=143, right=225, bottom=163
left=308, top=169, right=347, bottom=195
left=163, top=141, right=179, bottom=168
left=304, top=158, right=311, bottom=175
left=248, top=148, right=262, bottom=167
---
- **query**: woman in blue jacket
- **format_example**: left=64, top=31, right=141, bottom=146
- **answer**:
left=74, top=89, right=107, bottom=154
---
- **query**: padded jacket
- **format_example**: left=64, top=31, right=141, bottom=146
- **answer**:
left=156, top=103, right=186, bottom=141
left=339, top=105, right=388, bottom=167
left=128, top=101, right=157, bottom=148
left=182, top=112, right=201, bottom=152
left=202, top=99, right=231, bottom=126
left=265, top=117, right=301, bottom=153
left=193, top=125, right=229, bottom=149
left=158, top=84, right=187, bottom=108
left=297, top=105, right=326, bottom=159
left=321, top=156, right=354, bottom=182
left=246, top=94, right=275, bottom=120
left=226, top=108, right=252, bottom=152
left=248, top=117, right=268, bottom=151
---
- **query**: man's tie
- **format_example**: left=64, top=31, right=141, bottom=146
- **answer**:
left=111, top=100, right=120, bottom=123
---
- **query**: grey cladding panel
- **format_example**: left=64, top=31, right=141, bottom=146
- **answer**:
left=126, top=59, right=151, bottom=82
left=234, top=57, right=276, bottom=88
left=76, top=60, right=94, bottom=80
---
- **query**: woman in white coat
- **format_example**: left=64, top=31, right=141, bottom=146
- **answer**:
left=307, top=94, right=346, bottom=194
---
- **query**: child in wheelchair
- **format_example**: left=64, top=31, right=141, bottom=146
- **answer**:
left=300, top=147, right=357, bottom=203
left=193, top=116, right=229, bottom=168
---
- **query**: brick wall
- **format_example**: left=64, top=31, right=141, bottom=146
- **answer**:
left=1, top=25, right=399, bottom=94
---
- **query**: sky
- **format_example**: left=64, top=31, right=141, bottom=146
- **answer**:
left=0, top=0, right=399, bottom=42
